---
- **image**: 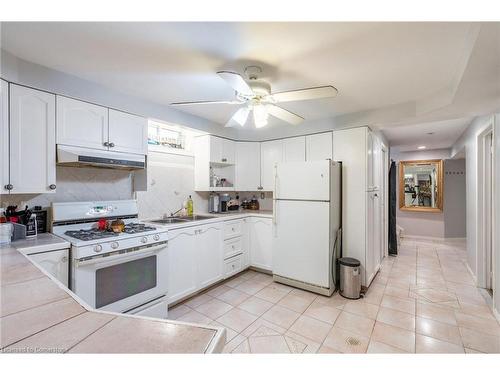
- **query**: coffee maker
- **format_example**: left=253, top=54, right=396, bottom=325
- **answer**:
left=219, top=193, right=231, bottom=213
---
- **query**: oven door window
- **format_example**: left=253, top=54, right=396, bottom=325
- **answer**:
left=95, top=255, right=157, bottom=308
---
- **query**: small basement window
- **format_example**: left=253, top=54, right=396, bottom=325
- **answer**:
left=148, top=120, right=205, bottom=155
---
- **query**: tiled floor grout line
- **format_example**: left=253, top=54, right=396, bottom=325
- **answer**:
left=172, top=238, right=500, bottom=353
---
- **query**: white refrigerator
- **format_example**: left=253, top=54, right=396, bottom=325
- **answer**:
left=272, top=160, right=342, bottom=296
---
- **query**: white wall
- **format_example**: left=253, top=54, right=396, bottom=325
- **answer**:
left=494, top=114, right=500, bottom=318
left=390, top=148, right=451, bottom=238
left=135, top=151, right=272, bottom=220
left=451, top=113, right=500, bottom=317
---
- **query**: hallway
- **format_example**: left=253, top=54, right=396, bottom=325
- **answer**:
left=169, top=237, right=500, bottom=353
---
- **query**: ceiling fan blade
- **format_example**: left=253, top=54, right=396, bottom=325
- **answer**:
left=225, top=107, right=250, bottom=128
left=171, top=100, right=240, bottom=106
left=267, top=104, right=304, bottom=126
left=271, top=85, right=338, bottom=103
left=217, top=71, right=254, bottom=96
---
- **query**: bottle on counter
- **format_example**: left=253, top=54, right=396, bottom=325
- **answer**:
left=0, top=208, right=13, bottom=244
left=26, top=213, right=38, bottom=238
left=186, top=195, right=194, bottom=216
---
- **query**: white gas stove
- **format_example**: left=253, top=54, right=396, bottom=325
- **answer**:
left=51, top=200, right=169, bottom=319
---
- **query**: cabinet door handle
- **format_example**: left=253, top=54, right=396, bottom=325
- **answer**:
left=109, top=142, right=115, bottom=148
left=4, top=184, right=13, bottom=190
left=221, top=158, right=227, bottom=162
left=49, top=184, right=56, bottom=190
left=103, top=141, right=109, bottom=147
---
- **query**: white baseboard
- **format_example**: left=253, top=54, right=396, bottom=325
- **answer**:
left=493, top=305, right=500, bottom=325
left=465, top=262, right=478, bottom=285
left=401, top=235, right=466, bottom=243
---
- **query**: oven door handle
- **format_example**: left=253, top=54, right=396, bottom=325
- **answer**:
left=75, top=242, right=167, bottom=267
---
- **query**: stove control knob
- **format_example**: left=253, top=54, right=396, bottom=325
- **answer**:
left=111, top=242, right=119, bottom=249
left=153, top=234, right=160, bottom=241
left=93, top=244, right=102, bottom=253
left=141, top=236, right=148, bottom=244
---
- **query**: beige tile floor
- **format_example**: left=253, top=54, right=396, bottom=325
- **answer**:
left=169, top=238, right=500, bottom=353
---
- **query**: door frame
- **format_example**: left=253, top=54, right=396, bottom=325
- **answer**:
left=476, top=118, right=495, bottom=289
left=381, top=143, right=389, bottom=258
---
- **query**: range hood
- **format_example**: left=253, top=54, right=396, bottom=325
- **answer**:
left=57, top=145, right=146, bottom=170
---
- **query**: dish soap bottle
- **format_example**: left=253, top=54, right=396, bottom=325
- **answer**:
left=186, top=195, right=194, bottom=216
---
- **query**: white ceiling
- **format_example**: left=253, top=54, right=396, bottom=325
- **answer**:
left=1, top=22, right=499, bottom=149
left=382, top=118, right=472, bottom=152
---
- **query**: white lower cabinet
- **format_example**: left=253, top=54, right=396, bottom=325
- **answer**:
left=167, top=227, right=198, bottom=304
left=168, top=217, right=273, bottom=305
left=196, top=224, right=224, bottom=289
left=248, top=217, right=273, bottom=271
left=168, top=223, right=223, bottom=304
left=28, top=248, right=69, bottom=288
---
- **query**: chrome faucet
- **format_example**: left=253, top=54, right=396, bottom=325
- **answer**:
left=166, top=207, right=184, bottom=218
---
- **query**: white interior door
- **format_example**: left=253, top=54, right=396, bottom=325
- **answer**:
left=485, top=132, right=493, bottom=291
left=275, top=160, right=331, bottom=201
left=273, top=200, right=330, bottom=287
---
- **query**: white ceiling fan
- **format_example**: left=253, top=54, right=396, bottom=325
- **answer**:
left=171, top=66, right=338, bottom=128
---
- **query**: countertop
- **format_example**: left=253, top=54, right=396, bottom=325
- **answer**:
left=0, top=235, right=225, bottom=353
left=143, top=210, right=273, bottom=230
left=5, top=233, right=70, bottom=255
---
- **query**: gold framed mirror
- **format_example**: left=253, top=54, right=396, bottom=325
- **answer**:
left=399, top=159, right=444, bottom=212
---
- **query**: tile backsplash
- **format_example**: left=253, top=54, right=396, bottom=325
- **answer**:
left=0, top=151, right=272, bottom=219
left=0, top=166, right=134, bottom=209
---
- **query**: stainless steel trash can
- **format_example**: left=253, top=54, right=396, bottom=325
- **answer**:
left=339, top=257, right=361, bottom=299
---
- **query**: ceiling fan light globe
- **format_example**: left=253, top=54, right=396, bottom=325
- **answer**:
left=233, top=107, right=250, bottom=126
left=253, top=104, right=269, bottom=128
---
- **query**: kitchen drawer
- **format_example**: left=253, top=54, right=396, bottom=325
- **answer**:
left=224, top=219, right=243, bottom=239
left=224, top=237, right=242, bottom=259
left=224, top=254, right=243, bottom=278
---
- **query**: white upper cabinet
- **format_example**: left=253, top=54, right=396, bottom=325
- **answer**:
left=56, top=96, right=108, bottom=151
left=209, top=136, right=235, bottom=164
left=108, top=109, right=148, bottom=155
left=235, top=142, right=261, bottom=191
left=260, top=139, right=283, bottom=191
left=283, top=136, right=306, bottom=162
left=306, top=132, right=333, bottom=161
left=56, top=96, right=147, bottom=155
left=1, top=80, right=9, bottom=194
left=9, top=84, right=56, bottom=194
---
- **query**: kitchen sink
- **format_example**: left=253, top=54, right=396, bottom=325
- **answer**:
left=177, top=215, right=214, bottom=221
left=150, top=215, right=215, bottom=225
left=150, top=218, right=190, bottom=224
